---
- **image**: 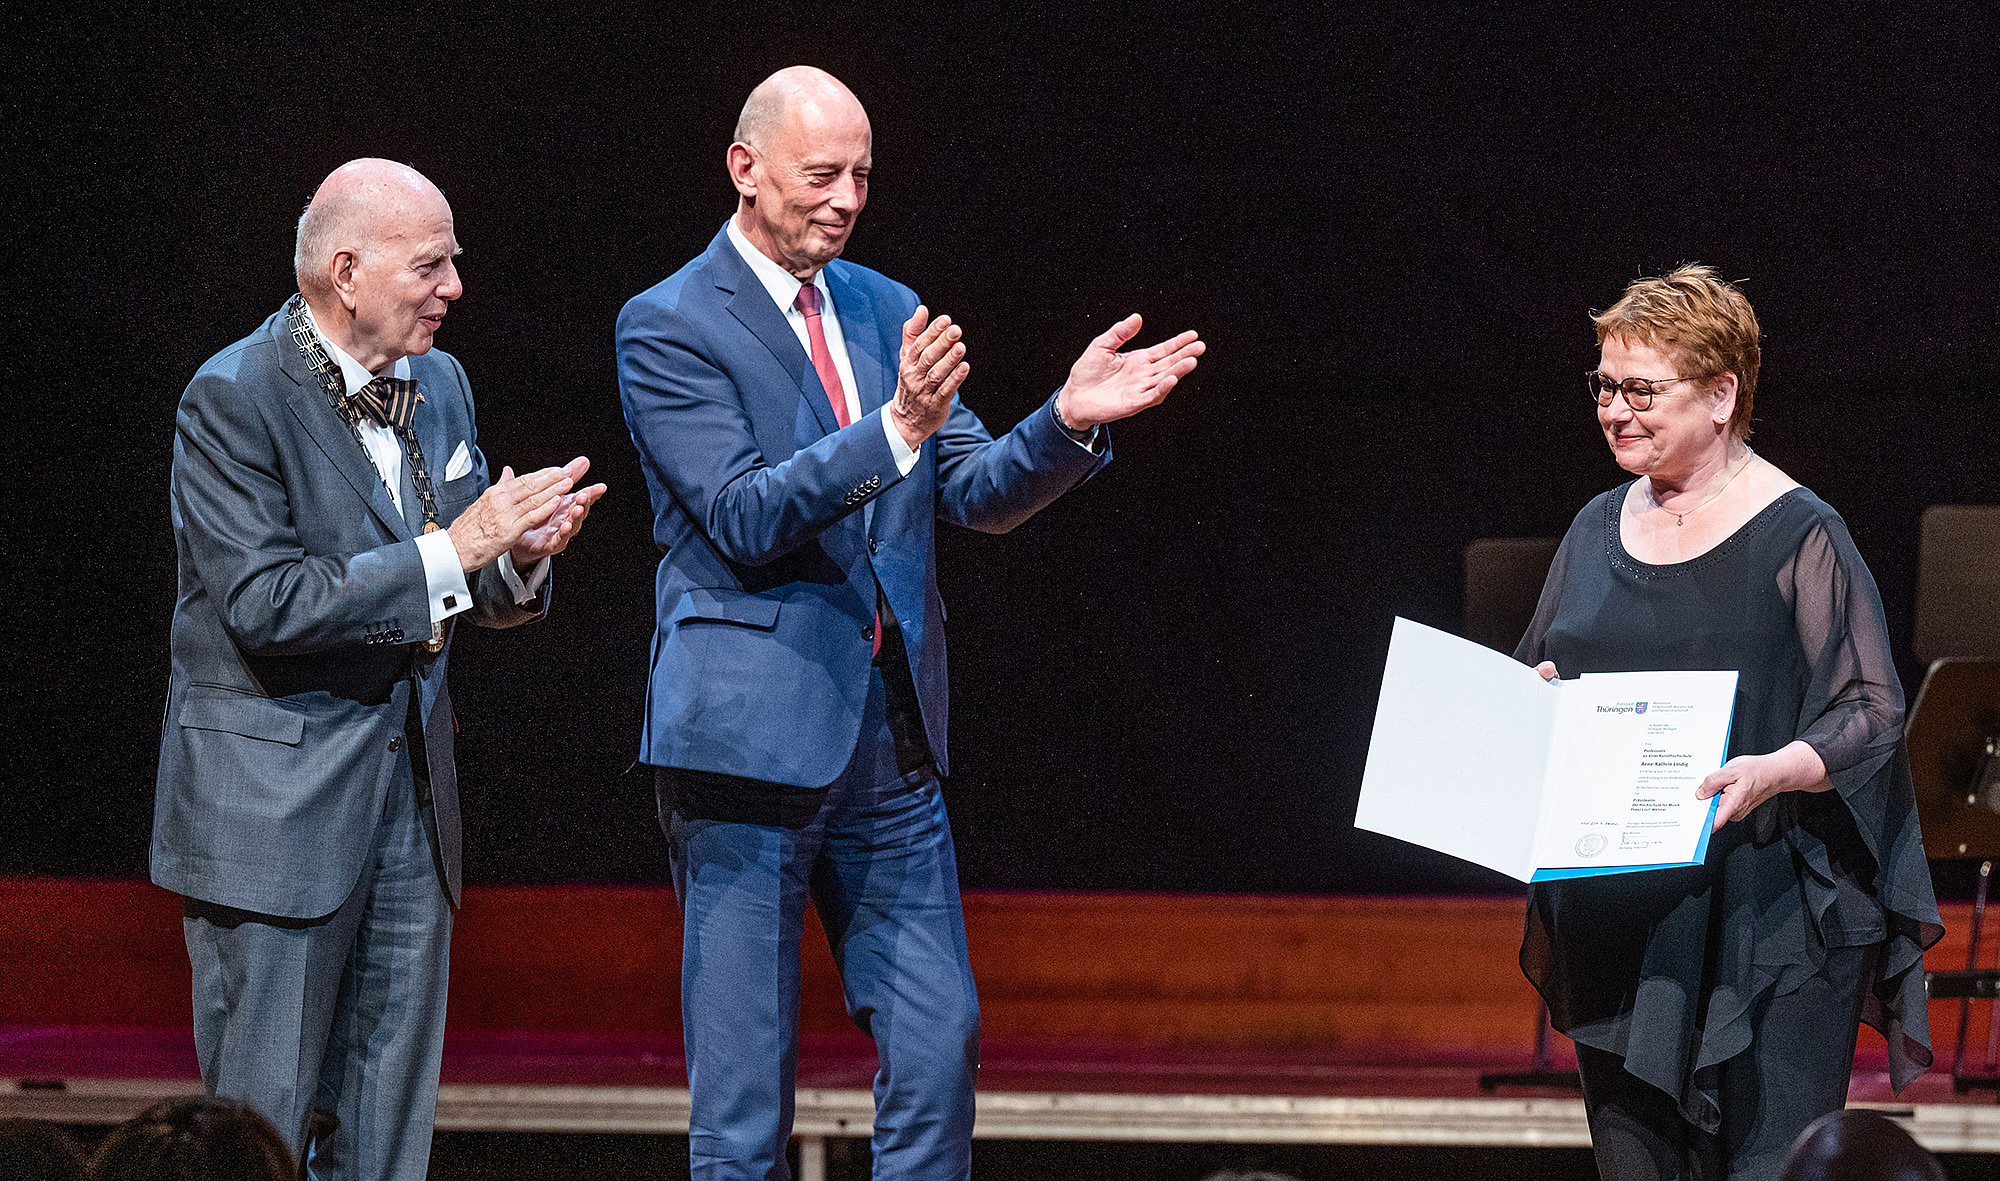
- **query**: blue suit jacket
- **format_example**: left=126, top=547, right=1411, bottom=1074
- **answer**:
left=616, top=227, right=1110, bottom=787
left=152, top=307, right=544, bottom=918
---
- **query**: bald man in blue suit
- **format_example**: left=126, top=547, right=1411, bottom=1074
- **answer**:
left=616, top=67, right=1204, bottom=1180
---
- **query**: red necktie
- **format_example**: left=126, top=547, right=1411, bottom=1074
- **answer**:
left=796, top=284, right=879, bottom=657
left=795, top=285, right=851, bottom=427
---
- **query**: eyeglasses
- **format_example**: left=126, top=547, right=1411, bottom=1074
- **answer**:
left=1585, top=371, right=1707, bottom=410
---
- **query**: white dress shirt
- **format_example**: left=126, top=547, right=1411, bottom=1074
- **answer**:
left=725, top=216, right=923, bottom=478
left=724, top=217, right=1100, bottom=469
left=301, top=304, right=545, bottom=624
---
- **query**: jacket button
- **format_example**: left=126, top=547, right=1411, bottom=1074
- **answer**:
left=862, top=625, right=875, bottom=642
left=868, top=539, right=879, bottom=554
left=389, top=736, right=403, bottom=752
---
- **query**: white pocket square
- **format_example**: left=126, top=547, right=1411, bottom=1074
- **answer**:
left=443, top=441, right=472, bottom=481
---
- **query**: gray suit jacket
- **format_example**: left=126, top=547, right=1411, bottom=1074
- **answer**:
left=152, top=306, right=543, bottom=919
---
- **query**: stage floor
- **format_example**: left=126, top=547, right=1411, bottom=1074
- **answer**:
left=10, top=886, right=1997, bottom=1175
left=7, top=1026, right=1999, bottom=1156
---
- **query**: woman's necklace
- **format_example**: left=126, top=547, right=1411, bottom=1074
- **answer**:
left=1647, top=448, right=1755, bottom=527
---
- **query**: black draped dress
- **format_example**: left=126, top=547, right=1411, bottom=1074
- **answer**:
left=1515, top=484, right=1942, bottom=1132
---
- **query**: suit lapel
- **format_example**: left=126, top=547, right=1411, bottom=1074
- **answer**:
left=824, top=265, right=894, bottom=418
left=274, top=313, right=413, bottom=540
left=715, top=235, right=843, bottom=439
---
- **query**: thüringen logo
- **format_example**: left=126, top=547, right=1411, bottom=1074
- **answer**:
left=1634, top=701, right=1648, bottom=714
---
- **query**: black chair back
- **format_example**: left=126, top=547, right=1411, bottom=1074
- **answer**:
left=1462, top=537, right=1560, bottom=655
left=1915, top=505, right=2000, bottom=664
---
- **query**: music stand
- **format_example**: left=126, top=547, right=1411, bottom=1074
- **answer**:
left=1908, top=657, right=2000, bottom=1094
left=1906, top=505, right=2000, bottom=1094
left=1460, top=537, right=1581, bottom=1092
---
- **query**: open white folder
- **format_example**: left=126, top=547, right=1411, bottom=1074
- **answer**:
left=1355, top=617, right=1739, bottom=883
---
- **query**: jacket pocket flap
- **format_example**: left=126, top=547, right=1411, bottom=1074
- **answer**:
left=673, top=588, right=782, bottom=630
left=438, top=471, right=482, bottom=513
left=179, top=686, right=306, bottom=746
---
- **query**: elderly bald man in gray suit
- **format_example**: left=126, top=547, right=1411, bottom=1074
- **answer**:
left=152, top=158, right=605, bottom=1181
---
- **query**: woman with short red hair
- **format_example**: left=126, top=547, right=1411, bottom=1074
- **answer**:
left=1516, top=265, right=1941, bottom=1180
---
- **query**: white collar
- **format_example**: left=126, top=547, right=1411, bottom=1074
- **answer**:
left=300, top=299, right=412, bottom=395
left=725, top=215, right=833, bottom=319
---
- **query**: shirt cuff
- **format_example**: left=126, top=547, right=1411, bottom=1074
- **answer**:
left=879, top=408, right=921, bottom=476
left=497, top=551, right=551, bottom=604
left=414, top=529, right=475, bottom=624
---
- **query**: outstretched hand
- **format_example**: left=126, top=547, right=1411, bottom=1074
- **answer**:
left=1054, top=314, right=1205, bottom=430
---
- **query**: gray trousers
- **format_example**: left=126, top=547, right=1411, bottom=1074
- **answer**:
left=183, top=751, right=452, bottom=1181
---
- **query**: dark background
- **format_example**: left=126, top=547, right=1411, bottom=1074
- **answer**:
left=6, top=3, right=1996, bottom=896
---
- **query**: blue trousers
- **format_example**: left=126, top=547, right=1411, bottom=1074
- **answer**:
left=662, top=667, right=980, bottom=1181
left=183, top=733, right=452, bottom=1181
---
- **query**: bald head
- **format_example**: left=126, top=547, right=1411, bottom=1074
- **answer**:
left=733, top=66, right=868, bottom=151
left=727, top=68, right=873, bottom=278
left=291, top=158, right=462, bottom=373
left=294, top=159, right=449, bottom=299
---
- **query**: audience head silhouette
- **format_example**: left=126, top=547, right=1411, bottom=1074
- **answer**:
left=1777, top=1109, right=1945, bottom=1181
left=0, top=1118, right=91, bottom=1181
left=90, top=1098, right=294, bottom=1181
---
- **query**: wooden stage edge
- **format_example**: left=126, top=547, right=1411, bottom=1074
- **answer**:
left=6, top=880, right=1998, bottom=1156
left=8, top=1066, right=2000, bottom=1155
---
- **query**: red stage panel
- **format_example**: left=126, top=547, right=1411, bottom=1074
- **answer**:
left=0, top=878, right=1980, bottom=1062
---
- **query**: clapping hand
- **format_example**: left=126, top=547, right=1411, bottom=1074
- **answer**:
left=509, top=456, right=606, bottom=566
left=888, top=306, right=969, bottom=449
left=445, top=456, right=605, bottom=572
left=1053, top=314, right=1205, bottom=430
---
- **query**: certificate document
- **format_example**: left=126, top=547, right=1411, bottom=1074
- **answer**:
left=1354, top=617, right=1739, bottom=882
